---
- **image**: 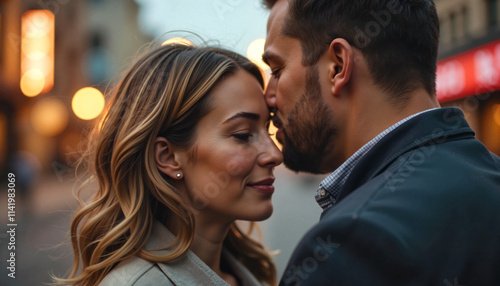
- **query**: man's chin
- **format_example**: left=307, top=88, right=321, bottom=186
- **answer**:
left=281, top=142, right=326, bottom=175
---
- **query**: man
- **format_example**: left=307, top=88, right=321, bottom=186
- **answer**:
left=262, top=0, right=500, bottom=285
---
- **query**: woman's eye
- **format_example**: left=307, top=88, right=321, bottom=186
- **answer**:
left=233, top=133, right=253, bottom=141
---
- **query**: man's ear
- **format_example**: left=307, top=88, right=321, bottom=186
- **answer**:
left=154, top=137, right=183, bottom=180
left=328, top=38, right=353, bottom=96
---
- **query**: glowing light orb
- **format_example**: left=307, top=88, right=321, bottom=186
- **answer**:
left=31, top=98, right=69, bottom=136
left=72, top=87, right=105, bottom=120
left=20, top=69, right=45, bottom=97
left=247, top=38, right=270, bottom=72
left=162, top=37, right=193, bottom=46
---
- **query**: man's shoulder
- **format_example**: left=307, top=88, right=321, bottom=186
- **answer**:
left=99, top=256, right=172, bottom=286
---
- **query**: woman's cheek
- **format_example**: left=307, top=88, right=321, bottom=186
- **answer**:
left=224, top=151, right=254, bottom=177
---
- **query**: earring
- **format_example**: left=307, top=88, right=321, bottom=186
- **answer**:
left=176, top=173, right=181, bottom=179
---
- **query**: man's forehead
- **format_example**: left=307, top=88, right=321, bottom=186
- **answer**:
left=265, top=0, right=288, bottom=48
left=266, top=0, right=288, bottom=34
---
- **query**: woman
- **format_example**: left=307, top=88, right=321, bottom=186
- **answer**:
left=57, top=44, right=283, bottom=285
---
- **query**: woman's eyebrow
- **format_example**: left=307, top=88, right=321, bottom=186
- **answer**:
left=223, top=112, right=260, bottom=124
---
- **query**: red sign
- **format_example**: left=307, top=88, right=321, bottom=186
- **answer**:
left=436, top=39, right=500, bottom=102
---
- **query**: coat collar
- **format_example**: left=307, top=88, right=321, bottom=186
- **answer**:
left=146, top=221, right=262, bottom=286
left=336, top=107, right=475, bottom=206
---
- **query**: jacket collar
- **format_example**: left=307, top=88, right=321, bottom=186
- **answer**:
left=336, top=107, right=475, bottom=205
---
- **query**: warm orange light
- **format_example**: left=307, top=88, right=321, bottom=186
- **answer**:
left=31, top=98, right=69, bottom=136
left=268, top=123, right=281, bottom=150
left=20, top=69, right=45, bottom=97
left=21, top=10, right=55, bottom=97
left=22, top=55, right=51, bottom=75
left=22, top=35, right=51, bottom=59
left=247, top=39, right=270, bottom=73
left=494, top=104, right=500, bottom=127
left=72, top=87, right=105, bottom=120
left=162, top=37, right=193, bottom=46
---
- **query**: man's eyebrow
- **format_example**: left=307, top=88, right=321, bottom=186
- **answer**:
left=223, top=112, right=260, bottom=124
left=262, top=51, right=276, bottom=66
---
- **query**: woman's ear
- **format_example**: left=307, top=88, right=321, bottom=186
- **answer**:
left=328, top=38, right=353, bottom=97
left=154, top=137, right=183, bottom=180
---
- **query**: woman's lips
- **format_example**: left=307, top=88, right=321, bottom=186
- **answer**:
left=247, top=178, right=275, bottom=194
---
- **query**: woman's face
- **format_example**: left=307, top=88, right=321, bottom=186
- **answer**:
left=180, top=69, right=283, bottom=224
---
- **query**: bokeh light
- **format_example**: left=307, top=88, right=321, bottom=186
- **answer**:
left=247, top=38, right=269, bottom=72
left=20, top=69, right=45, bottom=97
left=21, top=10, right=55, bottom=96
left=72, top=87, right=105, bottom=120
left=494, top=104, right=500, bottom=127
left=162, top=37, right=193, bottom=46
left=31, top=97, right=69, bottom=136
left=268, top=123, right=281, bottom=150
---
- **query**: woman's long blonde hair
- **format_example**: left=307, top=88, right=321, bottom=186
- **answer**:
left=56, top=44, right=276, bottom=285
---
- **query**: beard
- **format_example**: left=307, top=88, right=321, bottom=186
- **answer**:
left=277, top=66, right=338, bottom=174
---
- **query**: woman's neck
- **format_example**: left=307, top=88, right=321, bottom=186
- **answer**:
left=166, top=212, right=239, bottom=285
left=190, top=224, right=228, bottom=272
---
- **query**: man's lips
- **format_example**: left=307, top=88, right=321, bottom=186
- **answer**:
left=271, top=114, right=283, bottom=129
left=247, top=178, right=275, bottom=194
left=271, top=116, right=284, bottom=143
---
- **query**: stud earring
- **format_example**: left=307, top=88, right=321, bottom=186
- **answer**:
left=176, top=173, right=181, bottom=179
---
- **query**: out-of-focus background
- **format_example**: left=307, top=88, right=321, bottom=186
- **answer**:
left=0, top=0, right=499, bottom=285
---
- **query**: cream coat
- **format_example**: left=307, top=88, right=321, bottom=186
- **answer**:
left=100, top=221, right=263, bottom=286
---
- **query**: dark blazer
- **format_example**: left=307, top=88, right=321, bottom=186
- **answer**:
left=280, top=107, right=500, bottom=286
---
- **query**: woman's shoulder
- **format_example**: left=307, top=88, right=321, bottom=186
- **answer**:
left=99, top=256, right=174, bottom=286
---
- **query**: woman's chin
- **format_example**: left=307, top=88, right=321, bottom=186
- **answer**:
left=246, top=204, right=274, bottom=221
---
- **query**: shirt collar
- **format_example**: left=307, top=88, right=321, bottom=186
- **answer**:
left=315, top=108, right=438, bottom=210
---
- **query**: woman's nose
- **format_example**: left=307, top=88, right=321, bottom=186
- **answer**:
left=258, top=134, right=283, bottom=168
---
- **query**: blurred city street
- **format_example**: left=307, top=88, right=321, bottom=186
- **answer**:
left=0, top=173, right=92, bottom=286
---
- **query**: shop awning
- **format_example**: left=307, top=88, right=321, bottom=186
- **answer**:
left=436, top=39, right=500, bottom=102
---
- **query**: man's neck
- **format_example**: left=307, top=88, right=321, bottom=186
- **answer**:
left=345, top=88, right=440, bottom=160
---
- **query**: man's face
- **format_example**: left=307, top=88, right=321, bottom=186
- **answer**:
left=263, top=0, right=339, bottom=174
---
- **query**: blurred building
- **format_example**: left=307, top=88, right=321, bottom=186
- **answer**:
left=436, top=0, right=500, bottom=154
left=0, top=0, right=152, bottom=181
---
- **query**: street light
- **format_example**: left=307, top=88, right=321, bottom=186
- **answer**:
left=20, top=10, right=55, bottom=97
left=20, top=69, right=45, bottom=97
left=72, top=87, right=105, bottom=120
left=247, top=38, right=270, bottom=75
left=162, top=37, right=193, bottom=46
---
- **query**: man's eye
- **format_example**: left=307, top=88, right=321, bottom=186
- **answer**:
left=271, top=68, right=281, bottom=78
left=233, top=133, right=253, bottom=141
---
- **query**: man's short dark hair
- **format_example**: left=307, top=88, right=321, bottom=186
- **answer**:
left=262, top=0, right=278, bottom=9
left=263, top=0, right=440, bottom=105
